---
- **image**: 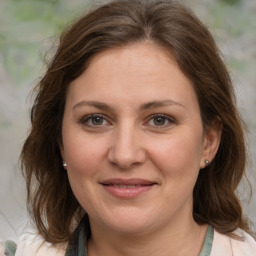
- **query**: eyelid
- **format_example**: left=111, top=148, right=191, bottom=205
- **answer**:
left=80, top=113, right=111, bottom=127
left=79, top=113, right=176, bottom=129
left=145, top=114, right=176, bottom=127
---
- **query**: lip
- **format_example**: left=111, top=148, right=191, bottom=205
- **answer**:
left=100, top=178, right=157, bottom=199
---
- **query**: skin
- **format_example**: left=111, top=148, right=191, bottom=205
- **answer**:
left=60, top=42, right=221, bottom=256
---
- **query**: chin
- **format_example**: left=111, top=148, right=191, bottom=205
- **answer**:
left=94, top=207, right=156, bottom=235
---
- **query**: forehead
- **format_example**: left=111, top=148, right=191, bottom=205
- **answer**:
left=67, top=42, right=199, bottom=111
left=84, top=42, right=177, bottom=82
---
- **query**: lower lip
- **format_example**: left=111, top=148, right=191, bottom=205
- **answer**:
left=102, top=185, right=154, bottom=199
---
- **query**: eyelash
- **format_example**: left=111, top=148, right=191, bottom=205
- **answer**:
left=81, top=114, right=110, bottom=127
left=146, top=114, right=176, bottom=128
left=80, top=113, right=176, bottom=128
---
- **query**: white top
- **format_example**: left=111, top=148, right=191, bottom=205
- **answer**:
left=1, top=228, right=256, bottom=256
left=211, top=228, right=256, bottom=255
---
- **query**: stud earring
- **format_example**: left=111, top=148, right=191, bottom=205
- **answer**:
left=205, top=159, right=209, bottom=165
left=63, top=163, right=67, bottom=168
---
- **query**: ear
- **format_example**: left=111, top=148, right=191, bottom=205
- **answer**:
left=200, top=119, right=222, bottom=169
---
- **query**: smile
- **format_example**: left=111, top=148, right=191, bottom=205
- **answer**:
left=111, top=184, right=147, bottom=188
left=100, top=178, right=157, bottom=199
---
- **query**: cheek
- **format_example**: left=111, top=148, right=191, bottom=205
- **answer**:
left=62, top=129, right=108, bottom=179
left=63, top=136, right=107, bottom=210
left=149, top=134, right=203, bottom=209
left=149, top=132, right=203, bottom=178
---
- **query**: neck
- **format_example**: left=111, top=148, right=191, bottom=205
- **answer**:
left=87, top=215, right=208, bottom=256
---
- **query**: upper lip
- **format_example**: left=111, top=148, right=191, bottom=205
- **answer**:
left=100, top=178, right=157, bottom=186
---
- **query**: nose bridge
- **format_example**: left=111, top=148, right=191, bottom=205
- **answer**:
left=108, top=120, right=145, bottom=168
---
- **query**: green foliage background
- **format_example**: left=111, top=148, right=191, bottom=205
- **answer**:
left=0, top=0, right=90, bottom=85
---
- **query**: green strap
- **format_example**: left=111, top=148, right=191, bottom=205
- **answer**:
left=199, top=225, right=214, bottom=256
left=1, top=240, right=17, bottom=256
left=65, top=216, right=88, bottom=256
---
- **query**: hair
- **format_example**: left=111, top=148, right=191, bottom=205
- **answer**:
left=20, top=0, right=250, bottom=244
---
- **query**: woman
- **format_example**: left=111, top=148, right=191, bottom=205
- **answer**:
left=1, top=0, right=255, bottom=255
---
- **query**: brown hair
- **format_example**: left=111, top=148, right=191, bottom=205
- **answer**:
left=21, top=0, right=250, bottom=243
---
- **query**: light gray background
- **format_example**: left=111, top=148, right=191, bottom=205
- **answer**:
left=0, top=0, right=255, bottom=242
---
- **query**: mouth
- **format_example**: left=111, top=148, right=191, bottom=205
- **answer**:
left=100, top=178, right=157, bottom=199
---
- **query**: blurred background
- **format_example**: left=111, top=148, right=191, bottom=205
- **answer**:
left=0, top=0, right=255, bottom=241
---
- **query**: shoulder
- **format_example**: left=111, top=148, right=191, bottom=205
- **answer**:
left=1, top=235, right=67, bottom=256
left=211, top=228, right=256, bottom=256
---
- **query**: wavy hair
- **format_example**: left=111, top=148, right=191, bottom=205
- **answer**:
left=20, top=0, right=250, bottom=243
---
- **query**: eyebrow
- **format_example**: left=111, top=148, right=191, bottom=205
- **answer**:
left=139, top=100, right=184, bottom=111
left=72, top=99, right=184, bottom=112
left=72, top=101, right=114, bottom=112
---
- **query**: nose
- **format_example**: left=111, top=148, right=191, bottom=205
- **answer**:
left=107, top=123, right=146, bottom=169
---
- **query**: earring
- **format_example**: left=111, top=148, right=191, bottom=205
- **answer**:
left=205, top=159, right=209, bottom=166
left=63, top=163, right=67, bottom=168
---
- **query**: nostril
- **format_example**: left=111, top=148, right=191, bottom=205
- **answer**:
left=107, top=135, right=147, bottom=169
left=108, top=150, right=141, bottom=169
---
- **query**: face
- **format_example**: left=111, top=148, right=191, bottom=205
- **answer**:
left=61, top=42, right=220, bottom=235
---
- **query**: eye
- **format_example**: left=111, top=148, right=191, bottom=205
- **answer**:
left=147, top=114, right=175, bottom=128
left=81, top=114, right=110, bottom=127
